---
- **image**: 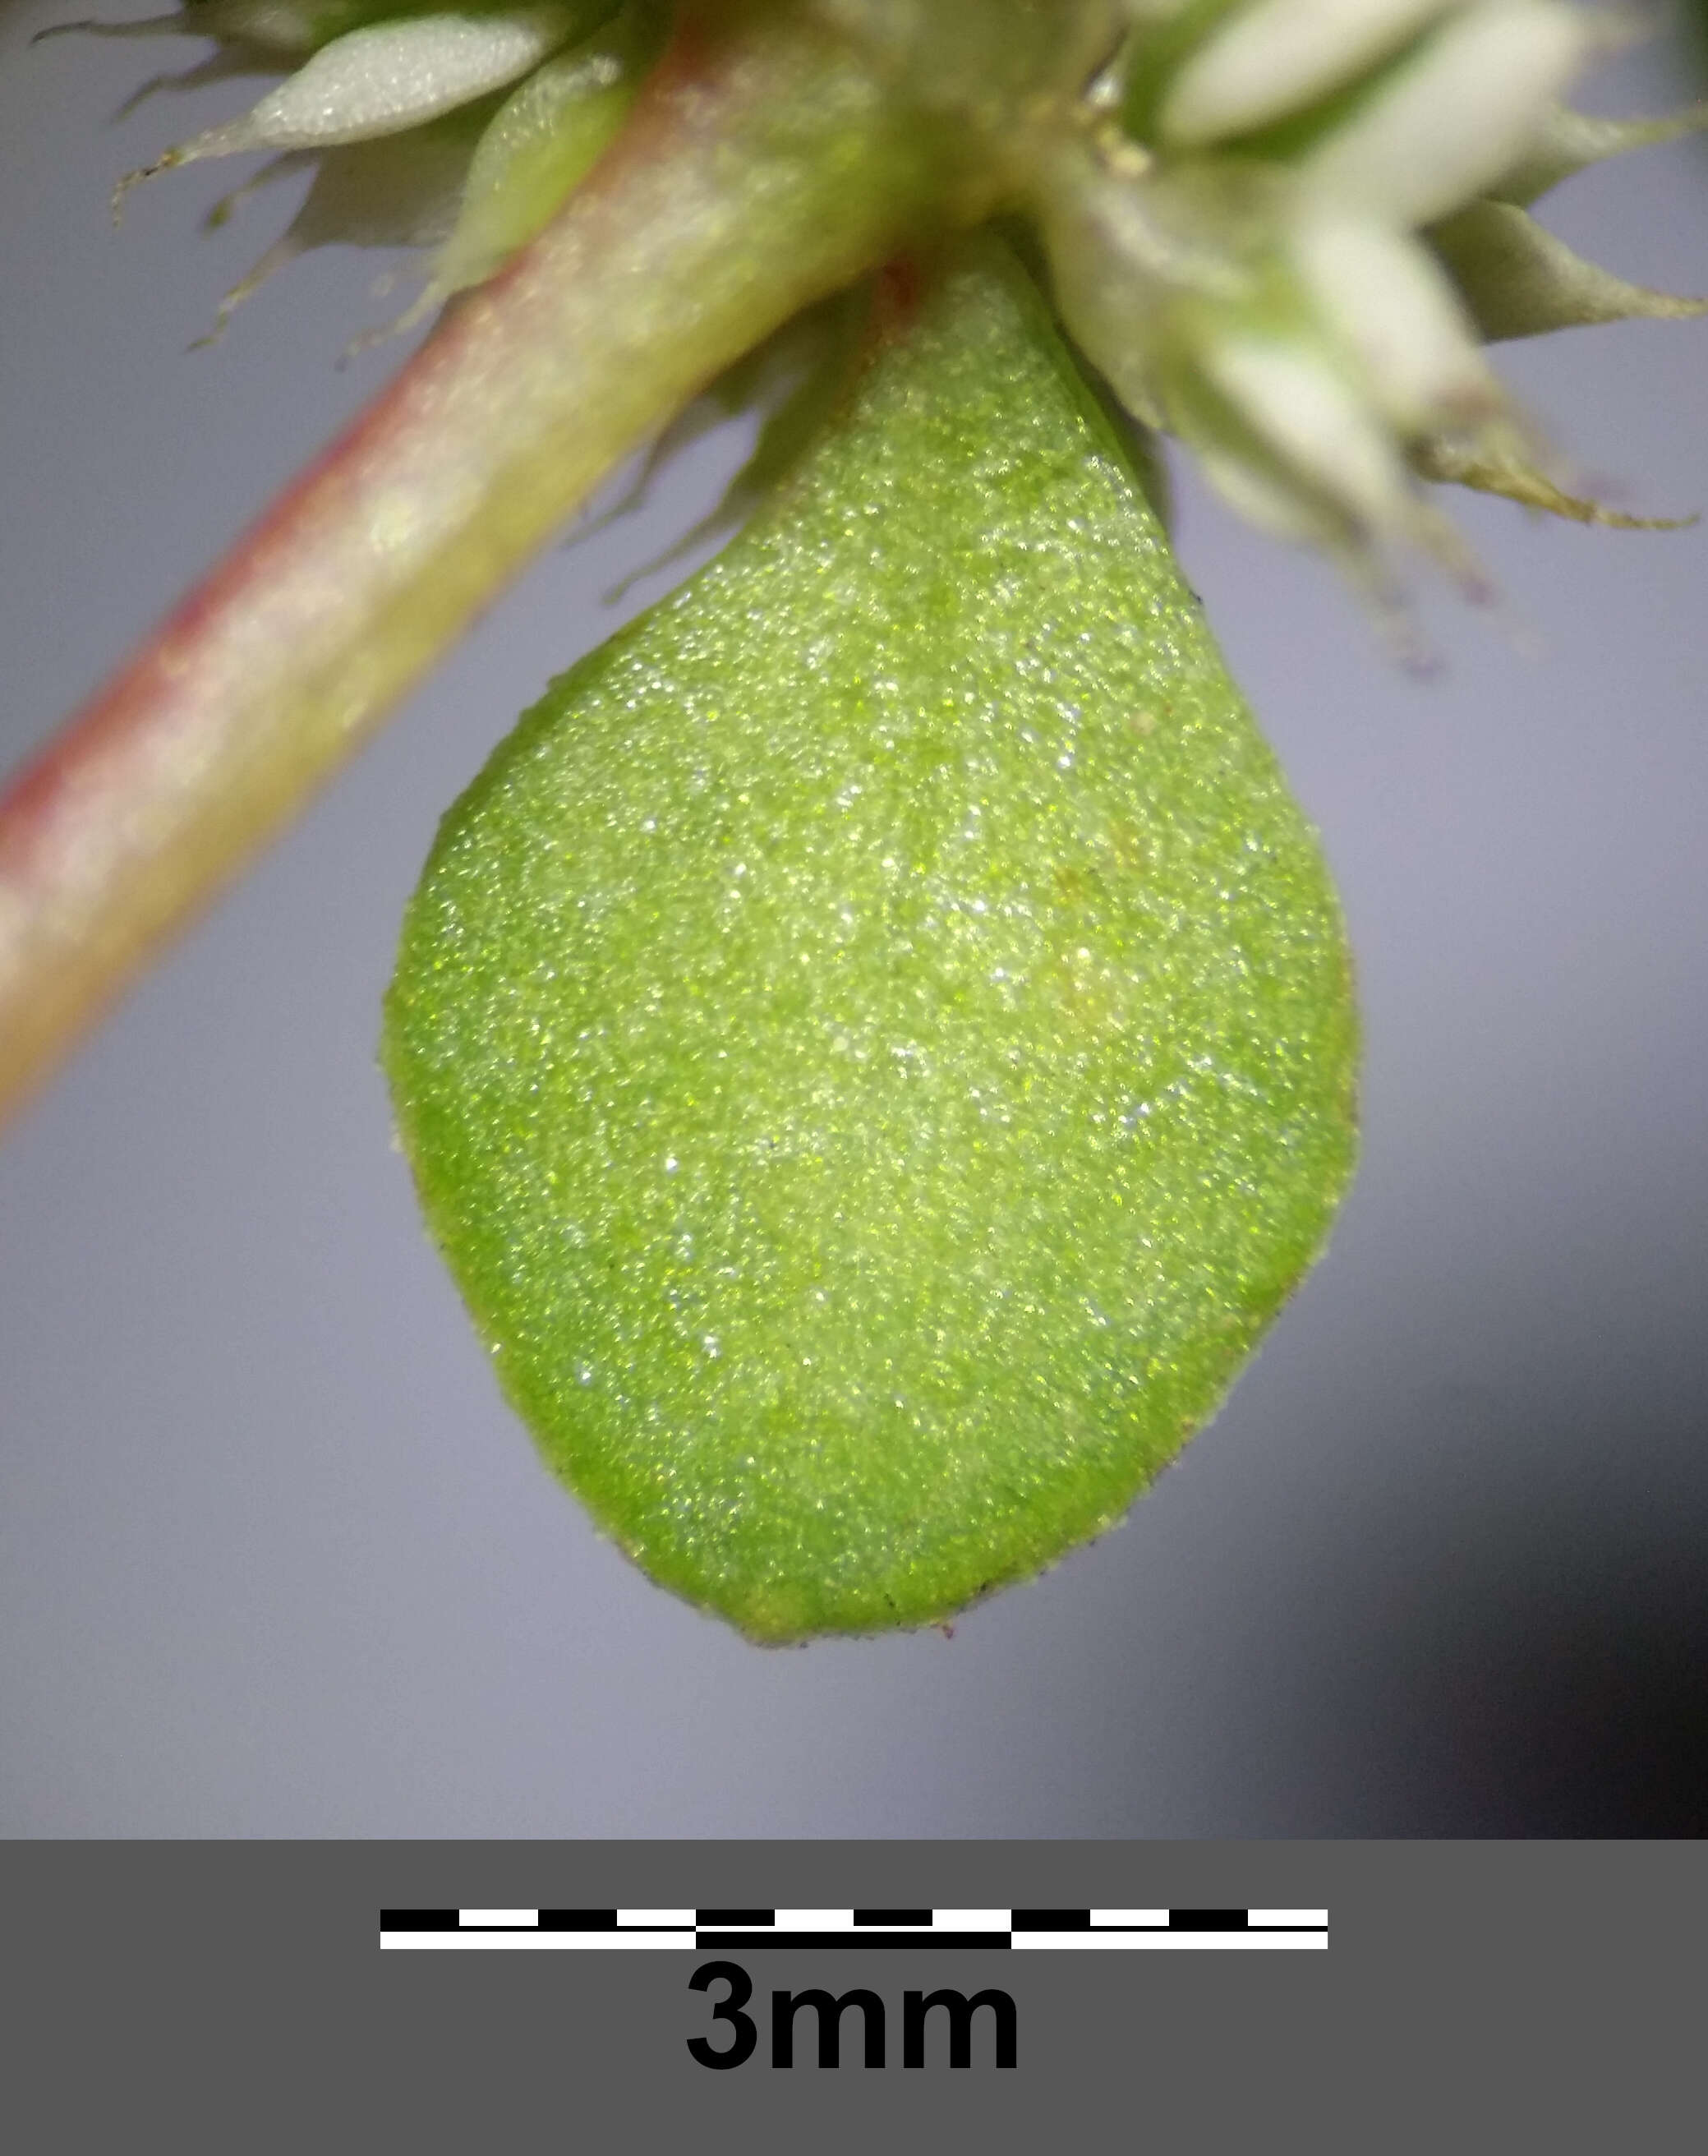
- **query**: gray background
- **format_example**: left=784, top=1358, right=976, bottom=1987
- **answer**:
left=11, top=1844, right=1702, bottom=2145
left=2, top=4, right=1705, bottom=1836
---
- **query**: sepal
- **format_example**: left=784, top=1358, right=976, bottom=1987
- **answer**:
left=1431, top=199, right=1707, bottom=342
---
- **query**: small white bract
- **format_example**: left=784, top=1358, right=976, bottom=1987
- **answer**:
left=95, top=0, right=649, bottom=338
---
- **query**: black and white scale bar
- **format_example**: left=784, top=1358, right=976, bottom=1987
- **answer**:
left=380, top=1909, right=1327, bottom=1951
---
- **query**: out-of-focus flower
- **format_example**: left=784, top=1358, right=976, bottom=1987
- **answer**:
left=55, top=0, right=657, bottom=338
left=1040, top=0, right=1706, bottom=609
left=47, top=0, right=1708, bottom=599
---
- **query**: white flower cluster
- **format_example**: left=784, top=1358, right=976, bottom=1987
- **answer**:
left=67, top=0, right=658, bottom=337
left=1040, top=0, right=1704, bottom=598
left=53, top=0, right=1704, bottom=589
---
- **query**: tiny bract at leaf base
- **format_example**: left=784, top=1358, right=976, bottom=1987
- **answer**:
left=382, top=242, right=1359, bottom=1642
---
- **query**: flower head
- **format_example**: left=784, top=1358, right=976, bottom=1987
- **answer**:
left=1038, top=0, right=1706, bottom=611
left=58, top=0, right=1708, bottom=598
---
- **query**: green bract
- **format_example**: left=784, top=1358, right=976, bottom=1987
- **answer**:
left=382, top=239, right=1358, bottom=1642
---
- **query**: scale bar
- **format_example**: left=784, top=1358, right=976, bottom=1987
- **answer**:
left=381, top=1907, right=1328, bottom=1951
left=697, top=1929, right=1009, bottom=1953
left=1011, top=1932, right=1327, bottom=1951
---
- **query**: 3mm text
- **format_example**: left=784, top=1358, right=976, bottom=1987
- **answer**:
left=687, top=1960, right=1017, bottom=2069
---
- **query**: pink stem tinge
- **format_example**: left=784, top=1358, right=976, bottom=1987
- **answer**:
left=0, top=4, right=957, bottom=1131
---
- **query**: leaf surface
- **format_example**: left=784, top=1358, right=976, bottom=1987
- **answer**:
left=384, top=238, right=1358, bottom=1641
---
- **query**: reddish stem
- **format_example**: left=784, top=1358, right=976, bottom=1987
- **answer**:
left=0, top=3, right=957, bottom=1131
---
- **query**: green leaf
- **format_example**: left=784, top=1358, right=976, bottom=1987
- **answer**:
left=382, top=237, right=1359, bottom=1642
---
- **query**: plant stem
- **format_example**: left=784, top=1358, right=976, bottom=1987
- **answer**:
left=0, top=2, right=962, bottom=1132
